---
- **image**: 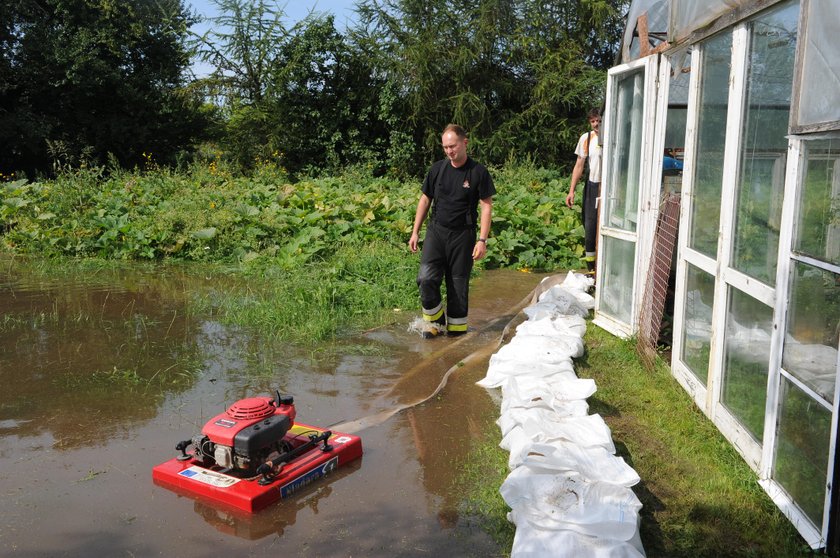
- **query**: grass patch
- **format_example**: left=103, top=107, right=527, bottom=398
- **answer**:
left=188, top=242, right=419, bottom=342
left=577, top=326, right=812, bottom=557
left=458, top=417, right=516, bottom=550
left=459, top=324, right=814, bottom=557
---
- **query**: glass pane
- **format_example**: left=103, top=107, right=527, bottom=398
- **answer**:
left=731, top=2, right=799, bottom=285
left=721, top=288, right=773, bottom=442
left=599, top=236, right=636, bottom=324
left=795, top=136, right=840, bottom=266
left=681, top=264, right=715, bottom=386
left=663, top=48, right=690, bottom=196
left=783, top=261, right=839, bottom=402
left=605, top=69, right=644, bottom=233
left=795, top=2, right=840, bottom=128
left=773, top=377, right=831, bottom=527
left=688, top=32, right=731, bottom=257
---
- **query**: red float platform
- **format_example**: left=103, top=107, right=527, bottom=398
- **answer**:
left=152, top=423, right=363, bottom=513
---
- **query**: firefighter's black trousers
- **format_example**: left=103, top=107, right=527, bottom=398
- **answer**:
left=583, top=180, right=600, bottom=264
left=417, top=221, right=475, bottom=326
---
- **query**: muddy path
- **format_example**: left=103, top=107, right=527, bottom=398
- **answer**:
left=0, top=260, right=560, bottom=557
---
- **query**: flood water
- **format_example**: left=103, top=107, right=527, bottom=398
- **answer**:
left=0, top=257, right=552, bottom=557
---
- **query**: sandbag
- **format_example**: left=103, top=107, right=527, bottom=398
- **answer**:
left=493, top=340, right=577, bottom=366
left=500, top=376, right=597, bottom=414
left=523, top=296, right=589, bottom=320
left=508, top=510, right=645, bottom=558
left=515, top=315, right=587, bottom=338
left=497, top=403, right=590, bottom=437
left=521, top=442, right=640, bottom=487
left=500, top=414, right=616, bottom=468
left=506, top=333, right=585, bottom=359
left=501, top=467, right=642, bottom=541
left=477, top=359, right=577, bottom=388
left=561, top=270, right=595, bottom=293
left=539, top=283, right=595, bottom=310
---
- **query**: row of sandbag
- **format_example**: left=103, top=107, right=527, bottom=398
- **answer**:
left=477, top=272, right=646, bottom=557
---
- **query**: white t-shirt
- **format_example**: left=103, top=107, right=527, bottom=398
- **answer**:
left=574, top=131, right=601, bottom=184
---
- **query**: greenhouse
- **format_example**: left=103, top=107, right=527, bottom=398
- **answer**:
left=595, top=0, right=840, bottom=551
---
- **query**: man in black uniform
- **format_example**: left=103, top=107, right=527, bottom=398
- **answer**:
left=408, top=124, right=495, bottom=337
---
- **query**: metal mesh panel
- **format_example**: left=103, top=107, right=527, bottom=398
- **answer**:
left=637, top=193, right=681, bottom=368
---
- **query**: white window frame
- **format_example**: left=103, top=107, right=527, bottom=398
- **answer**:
left=669, top=3, right=834, bottom=547
left=594, top=55, right=661, bottom=338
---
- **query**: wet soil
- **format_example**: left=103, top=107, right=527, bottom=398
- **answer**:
left=0, top=259, right=553, bottom=557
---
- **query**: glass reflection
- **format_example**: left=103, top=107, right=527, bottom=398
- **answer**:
left=773, top=377, right=831, bottom=528
left=689, top=32, right=732, bottom=257
left=599, top=236, right=636, bottom=324
left=681, top=264, right=715, bottom=385
left=731, top=1, right=799, bottom=285
left=783, top=262, right=839, bottom=402
left=795, top=137, right=840, bottom=266
left=721, top=288, right=773, bottom=442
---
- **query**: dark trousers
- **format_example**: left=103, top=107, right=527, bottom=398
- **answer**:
left=583, top=180, right=600, bottom=259
left=417, top=222, right=475, bottom=323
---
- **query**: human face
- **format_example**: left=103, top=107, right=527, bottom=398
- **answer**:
left=589, top=116, right=601, bottom=134
left=441, top=131, right=468, bottom=167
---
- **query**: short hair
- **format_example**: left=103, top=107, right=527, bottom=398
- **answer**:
left=587, top=108, right=602, bottom=120
left=442, top=124, right=467, bottom=139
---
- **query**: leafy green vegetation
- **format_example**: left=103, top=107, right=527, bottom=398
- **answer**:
left=0, top=163, right=583, bottom=271
left=459, top=324, right=812, bottom=557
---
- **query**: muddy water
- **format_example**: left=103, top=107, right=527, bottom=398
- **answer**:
left=0, top=258, right=552, bottom=557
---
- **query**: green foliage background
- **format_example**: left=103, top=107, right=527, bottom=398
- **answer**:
left=1, top=162, right=583, bottom=270
left=2, top=0, right=627, bottom=178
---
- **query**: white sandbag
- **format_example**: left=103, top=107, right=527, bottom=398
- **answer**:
left=477, top=358, right=577, bottom=388
left=500, top=376, right=597, bottom=414
left=501, top=415, right=615, bottom=467
left=561, top=270, right=595, bottom=293
left=538, top=284, right=595, bottom=310
left=497, top=403, right=590, bottom=437
left=524, top=297, right=589, bottom=320
left=500, top=467, right=642, bottom=541
left=509, top=333, right=583, bottom=358
left=521, top=442, right=640, bottom=487
left=508, top=511, right=645, bottom=558
left=493, top=340, right=577, bottom=366
left=516, top=315, right=587, bottom=338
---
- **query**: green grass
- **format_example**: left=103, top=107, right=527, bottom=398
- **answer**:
left=187, top=242, right=419, bottom=342
left=459, top=324, right=814, bottom=557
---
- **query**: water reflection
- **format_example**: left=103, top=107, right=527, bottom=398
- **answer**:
left=0, top=256, right=551, bottom=556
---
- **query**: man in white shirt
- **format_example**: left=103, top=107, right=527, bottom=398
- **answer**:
left=565, top=108, right=602, bottom=274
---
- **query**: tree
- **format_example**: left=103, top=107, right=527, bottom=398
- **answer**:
left=193, top=1, right=388, bottom=175
left=1, top=0, right=206, bottom=175
left=354, top=0, right=627, bottom=171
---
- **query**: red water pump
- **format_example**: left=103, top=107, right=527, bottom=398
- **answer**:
left=176, top=392, right=329, bottom=481
left=155, top=390, right=362, bottom=513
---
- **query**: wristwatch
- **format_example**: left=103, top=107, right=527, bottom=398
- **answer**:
left=477, top=238, right=487, bottom=243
